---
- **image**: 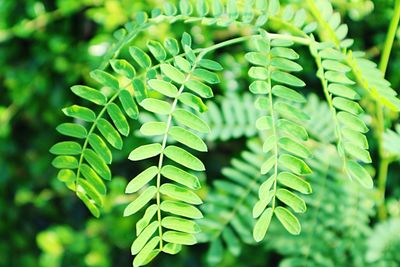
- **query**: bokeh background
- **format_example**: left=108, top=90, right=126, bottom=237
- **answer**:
left=1, top=0, right=400, bottom=266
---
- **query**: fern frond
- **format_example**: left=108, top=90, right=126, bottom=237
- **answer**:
left=199, top=139, right=265, bottom=265
left=309, top=40, right=373, bottom=189
left=307, top=0, right=400, bottom=111
left=123, top=32, right=221, bottom=266
left=245, top=31, right=312, bottom=241
left=51, top=62, right=141, bottom=217
left=269, top=146, right=374, bottom=267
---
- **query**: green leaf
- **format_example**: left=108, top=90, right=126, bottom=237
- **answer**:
left=261, top=156, right=275, bottom=175
left=274, top=206, right=301, bottom=235
left=277, top=172, right=312, bottom=194
left=119, top=89, right=139, bottom=119
left=256, top=116, right=272, bottom=131
left=123, top=186, right=157, bottom=216
left=133, top=237, right=160, bottom=267
left=249, top=80, right=269, bottom=94
left=56, top=123, right=87, bottom=139
left=126, top=166, right=158, bottom=194
left=278, top=154, right=312, bottom=175
left=80, top=164, right=107, bottom=194
left=71, top=85, right=106, bottom=105
left=141, top=98, right=172, bottom=115
left=173, top=108, right=210, bottom=133
left=347, top=162, right=372, bottom=190
left=148, top=79, right=178, bottom=98
left=322, top=59, right=350, bottom=73
left=83, top=149, right=111, bottom=180
left=271, top=71, right=305, bottom=87
left=272, top=85, right=306, bottom=103
left=248, top=66, right=268, bottom=80
left=107, top=103, right=129, bottom=136
left=268, top=0, right=280, bottom=15
left=140, top=121, right=167, bottom=136
left=327, top=84, right=360, bottom=100
left=76, top=191, right=100, bottom=218
left=147, top=40, right=167, bottom=61
left=129, top=46, right=152, bottom=69
left=62, top=105, right=96, bottom=122
left=342, top=128, right=369, bottom=149
left=131, top=221, right=158, bottom=255
left=179, top=0, right=193, bottom=15
left=136, top=205, right=157, bottom=235
left=169, top=126, right=207, bottom=152
left=164, top=145, right=205, bottom=171
left=162, top=243, right=182, bottom=255
left=271, top=47, right=299, bottom=60
left=161, top=64, right=186, bottom=84
left=276, top=189, right=306, bottom=213
left=344, top=143, right=371, bottom=163
left=325, top=71, right=355, bottom=85
left=253, top=190, right=274, bottom=217
left=132, top=79, right=148, bottom=103
left=185, top=80, right=213, bottom=98
left=160, top=200, right=203, bottom=219
left=196, top=0, right=208, bottom=16
left=178, top=93, right=208, bottom=112
left=337, top=111, right=368, bottom=133
left=253, top=207, right=273, bottom=242
left=271, top=58, right=302, bottom=72
left=129, top=143, right=163, bottom=161
left=164, top=38, right=179, bottom=56
left=198, top=59, right=223, bottom=71
left=163, top=231, right=196, bottom=245
left=193, top=69, right=219, bottom=84
left=97, top=118, right=123, bottom=149
left=57, top=169, right=75, bottom=184
left=90, top=70, right=119, bottom=90
left=278, top=137, right=311, bottom=158
left=175, top=56, right=191, bottom=73
left=332, top=97, right=363, bottom=115
left=50, top=141, right=81, bottom=155
left=160, top=183, right=202, bottom=204
left=319, top=48, right=345, bottom=60
left=52, top=156, right=78, bottom=169
left=161, top=216, right=201, bottom=234
left=277, top=119, right=308, bottom=141
left=245, top=52, right=268, bottom=66
left=88, top=133, right=112, bottom=164
left=77, top=178, right=103, bottom=207
left=275, top=102, right=310, bottom=122
left=110, top=59, right=136, bottom=79
left=161, top=165, right=201, bottom=190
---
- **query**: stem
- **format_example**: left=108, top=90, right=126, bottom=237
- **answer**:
left=268, top=69, right=279, bottom=211
left=306, top=0, right=340, bottom=47
left=376, top=0, right=400, bottom=220
left=377, top=157, right=389, bottom=220
left=379, top=0, right=400, bottom=75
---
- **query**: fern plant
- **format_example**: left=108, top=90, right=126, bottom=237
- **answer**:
left=50, top=0, right=400, bottom=266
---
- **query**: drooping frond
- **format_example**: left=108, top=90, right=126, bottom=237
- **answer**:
left=307, top=0, right=400, bottom=111
left=309, top=40, right=373, bottom=189
left=123, top=32, right=223, bottom=267
left=51, top=61, right=140, bottom=217
left=269, top=145, right=374, bottom=267
left=245, top=31, right=313, bottom=241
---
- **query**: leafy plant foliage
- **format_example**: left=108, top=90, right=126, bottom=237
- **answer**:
left=49, top=0, right=400, bottom=266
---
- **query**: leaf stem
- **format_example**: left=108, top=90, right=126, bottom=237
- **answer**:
left=379, top=0, right=400, bottom=74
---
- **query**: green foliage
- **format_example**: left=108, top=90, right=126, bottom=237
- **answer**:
left=3, top=0, right=400, bottom=266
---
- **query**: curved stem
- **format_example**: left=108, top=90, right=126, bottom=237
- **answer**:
left=379, top=0, right=400, bottom=75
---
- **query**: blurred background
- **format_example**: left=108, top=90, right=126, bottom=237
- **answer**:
left=1, top=0, right=400, bottom=266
